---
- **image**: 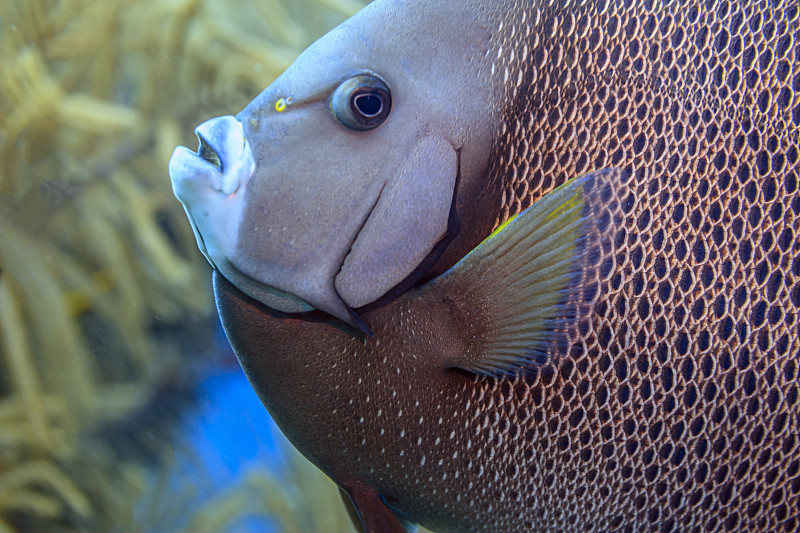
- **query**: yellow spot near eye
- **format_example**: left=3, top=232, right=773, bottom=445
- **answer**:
left=275, top=98, right=287, bottom=112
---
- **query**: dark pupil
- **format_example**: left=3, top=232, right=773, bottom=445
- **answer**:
left=353, top=93, right=383, bottom=117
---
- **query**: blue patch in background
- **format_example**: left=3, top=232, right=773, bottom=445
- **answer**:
left=136, top=360, right=290, bottom=533
left=187, top=369, right=284, bottom=476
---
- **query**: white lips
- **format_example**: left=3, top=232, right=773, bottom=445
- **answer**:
left=168, top=115, right=256, bottom=270
left=169, top=115, right=255, bottom=201
left=195, top=116, right=255, bottom=195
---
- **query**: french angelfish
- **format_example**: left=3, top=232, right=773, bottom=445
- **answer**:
left=169, top=0, right=800, bottom=531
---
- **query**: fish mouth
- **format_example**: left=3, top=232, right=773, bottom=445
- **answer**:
left=170, top=115, right=256, bottom=199
left=169, top=116, right=256, bottom=273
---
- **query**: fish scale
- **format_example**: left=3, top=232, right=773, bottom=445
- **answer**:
left=471, top=0, right=799, bottom=530
left=188, top=0, right=799, bottom=530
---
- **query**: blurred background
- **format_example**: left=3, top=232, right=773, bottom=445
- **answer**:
left=0, top=0, right=369, bottom=531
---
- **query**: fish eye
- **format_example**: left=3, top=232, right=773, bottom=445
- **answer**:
left=330, top=74, right=392, bottom=130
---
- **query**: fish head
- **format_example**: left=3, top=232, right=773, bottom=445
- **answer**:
left=169, top=0, right=497, bottom=330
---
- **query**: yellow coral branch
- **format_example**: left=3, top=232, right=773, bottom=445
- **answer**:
left=0, top=272, right=52, bottom=452
left=0, top=0, right=369, bottom=531
left=58, top=95, right=142, bottom=132
left=0, top=395, right=68, bottom=424
left=197, top=17, right=297, bottom=77
left=315, top=0, right=367, bottom=17
left=0, top=517, right=13, bottom=533
left=254, top=0, right=308, bottom=48
left=111, top=170, right=192, bottom=286
left=0, top=223, right=94, bottom=419
left=0, top=462, right=91, bottom=519
left=0, top=489, right=62, bottom=519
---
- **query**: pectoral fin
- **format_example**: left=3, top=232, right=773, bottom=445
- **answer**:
left=424, top=168, right=626, bottom=378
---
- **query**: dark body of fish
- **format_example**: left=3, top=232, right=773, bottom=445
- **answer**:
left=185, top=0, right=799, bottom=531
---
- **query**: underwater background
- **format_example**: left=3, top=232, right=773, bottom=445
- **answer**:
left=0, top=0, right=373, bottom=531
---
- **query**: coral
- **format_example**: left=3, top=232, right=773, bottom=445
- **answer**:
left=134, top=436, right=358, bottom=533
left=0, top=0, right=367, bottom=530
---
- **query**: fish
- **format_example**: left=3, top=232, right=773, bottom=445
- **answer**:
left=168, top=0, right=800, bottom=531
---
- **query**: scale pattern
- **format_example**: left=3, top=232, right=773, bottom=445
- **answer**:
left=468, top=0, right=800, bottom=530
